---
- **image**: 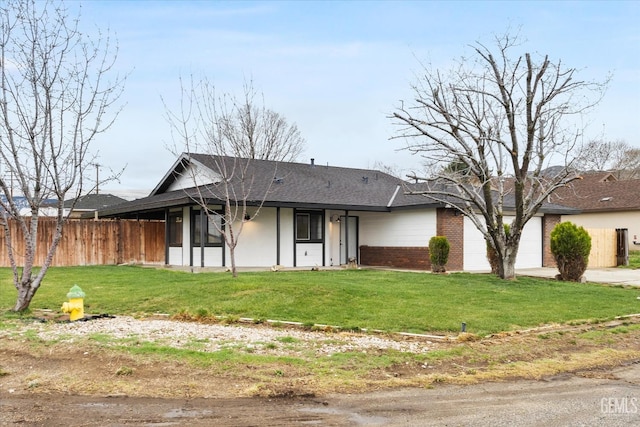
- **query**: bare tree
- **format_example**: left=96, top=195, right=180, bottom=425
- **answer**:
left=575, top=139, right=640, bottom=179
left=0, top=0, right=125, bottom=311
left=391, top=34, right=608, bottom=279
left=164, top=76, right=306, bottom=277
left=232, top=81, right=305, bottom=162
left=617, top=148, right=640, bottom=180
left=370, top=160, right=403, bottom=178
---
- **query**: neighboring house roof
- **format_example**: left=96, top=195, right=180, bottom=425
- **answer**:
left=404, top=179, right=576, bottom=215
left=64, top=193, right=128, bottom=211
left=98, top=153, right=578, bottom=219
left=550, top=172, right=640, bottom=212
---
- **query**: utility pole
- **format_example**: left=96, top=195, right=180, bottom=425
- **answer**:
left=0, top=159, right=14, bottom=197
left=93, top=163, right=101, bottom=194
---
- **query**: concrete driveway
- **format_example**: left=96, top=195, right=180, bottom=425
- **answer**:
left=517, top=267, right=640, bottom=287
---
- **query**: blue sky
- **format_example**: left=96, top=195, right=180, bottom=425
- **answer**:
left=72, top=1, right=640, bottom=194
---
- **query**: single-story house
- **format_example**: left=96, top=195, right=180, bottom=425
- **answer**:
left=551, top=172, right=640, bottom=250
left=98, top=153, right=575, bottom=271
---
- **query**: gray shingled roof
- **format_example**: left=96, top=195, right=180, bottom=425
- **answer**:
left=402, top=180, right=579, bottom=215
left=64, top=193, right=127, bottom=210
left=98, top=154, right=577, bottom=219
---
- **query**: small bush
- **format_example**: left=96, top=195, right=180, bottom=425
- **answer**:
left=429, top=236, right=450, bottom=273
left=550, top=222, right=591, bottom=281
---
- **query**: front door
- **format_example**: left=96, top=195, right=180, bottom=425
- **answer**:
left=340, top=216, right=358, bottom=264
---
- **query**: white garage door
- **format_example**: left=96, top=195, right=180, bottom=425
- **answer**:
left=463, top=216, right=542, bottom=271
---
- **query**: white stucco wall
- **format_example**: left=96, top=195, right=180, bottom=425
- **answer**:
left=279, top=208, right=295, bottom=266
left=231, top=207, right=278, bottom=267
left=296, top=243, right=324, bottom=267
left=181, top=207, right=191, bottom=266
left=561, top=211, right=640, bottom=250
left=167, top=207, right=189, bottom=266
left=463, top=216, right=542, bottom=271
left=193, top=247, right=223, bottom=266
left=168, top=247, right=183, bottom=266
left=358, top=210, right=437, bottom=247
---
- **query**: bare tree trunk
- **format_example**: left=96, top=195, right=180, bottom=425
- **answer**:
left=0, top=0, right=124, bottom=311
left=499, top=251, right=518, bottom=280
left=14, top=220, right=65, bottom=311
left=13, top=278, right=37, bottom=312
left=493, top=232, right=521, bottom=280
left=228, top=245, right=238, bottom=278
left=14, top=286, right=34, bottom=312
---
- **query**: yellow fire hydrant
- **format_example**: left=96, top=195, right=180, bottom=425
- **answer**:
left=61, top=285, right=86, bottom=321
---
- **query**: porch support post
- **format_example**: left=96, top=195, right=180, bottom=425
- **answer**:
left=200, top=208, right=205, bottom=267
left=164, top=209, right=169, bottom=265
left=293, top=208, right=297, bottom=267
left=222, top=219, right=226, bottom=268
left=188, top=207, right=193, bottom=267
left=344, top=210, right=349, bottom=264
left=276, top=207, right=281, bottom=265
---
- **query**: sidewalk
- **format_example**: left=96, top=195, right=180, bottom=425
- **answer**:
left=517, top=267, right=640, bottom=287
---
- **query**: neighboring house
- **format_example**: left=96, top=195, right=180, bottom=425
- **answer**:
left=98, top=153, right=574, bottom=271
left=551, top=172, right=640, bottom=250
left=1, top=195, right=58, bottom=217
left=64, top=193, right=127, bottom=219
left=2, top=193, right=126, bottom=218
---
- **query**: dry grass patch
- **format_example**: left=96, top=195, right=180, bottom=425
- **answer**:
left=1, top=315, right=639, bottom=398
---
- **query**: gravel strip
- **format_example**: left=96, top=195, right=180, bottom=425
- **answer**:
left=5, top=316, right=435, bottom=356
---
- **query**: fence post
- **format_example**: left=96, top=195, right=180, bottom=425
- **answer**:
left=616, top=228, right=629, bottom=266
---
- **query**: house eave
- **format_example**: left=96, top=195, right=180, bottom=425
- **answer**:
left=564, top=207, right=640, bottom=214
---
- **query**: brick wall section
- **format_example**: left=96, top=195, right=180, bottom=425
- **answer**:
left=359, top=208, right=465, bottom=271
left=359, top=246, right=430, bottom=270
left=436, top=208, right=464, bottom=271
left=542, top=214, right=561, bottom=267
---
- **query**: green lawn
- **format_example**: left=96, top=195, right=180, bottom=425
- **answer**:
left=622, top=250, right=640, bottom=269
left=2, top=266, right=639, bottom=336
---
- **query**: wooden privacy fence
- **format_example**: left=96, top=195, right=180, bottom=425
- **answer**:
left=585, top=228, right=617, bottom=268
left=0, top=219, right=165, bottom=267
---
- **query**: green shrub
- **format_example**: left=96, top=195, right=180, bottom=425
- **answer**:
left=550, top=222, right=591, bottom=281
left=486, top=224, right=510, bottom=275
left=429, top=236, right=450, bottom=273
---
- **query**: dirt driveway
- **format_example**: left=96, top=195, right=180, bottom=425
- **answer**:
left=2, top=363, right=639, bottom=426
